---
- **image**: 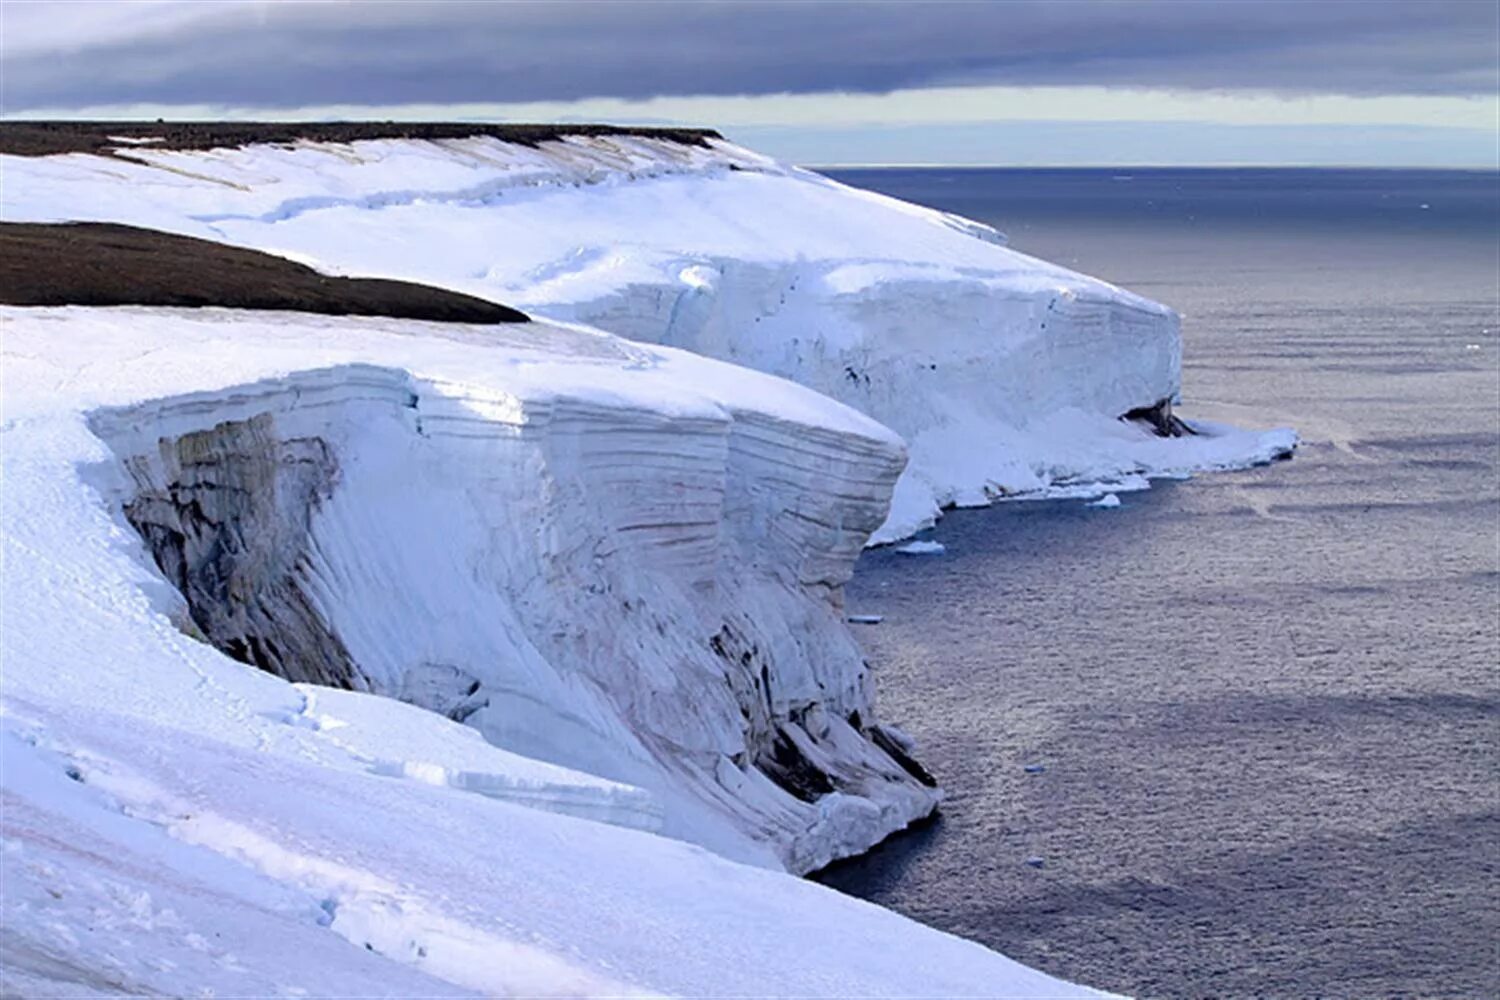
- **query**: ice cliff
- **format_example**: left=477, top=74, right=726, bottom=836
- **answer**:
left=1, top=130, right=1295, bottom=541
left=4, top=308, right=939, bottom=875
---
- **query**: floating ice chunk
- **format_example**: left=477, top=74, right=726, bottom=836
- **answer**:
left=894, top=540, right=945, bottom=555
left=1087, top=493, right=1122, bottom=509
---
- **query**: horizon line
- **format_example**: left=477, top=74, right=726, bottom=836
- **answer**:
left=805, top=162, right=1500, bottom=171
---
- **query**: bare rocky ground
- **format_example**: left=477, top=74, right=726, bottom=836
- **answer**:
left=0, top=120, right=719, bottom=158
left=0, top=222, right=528, bottom=324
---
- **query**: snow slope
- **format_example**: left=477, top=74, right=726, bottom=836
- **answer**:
left=3, top=706, right=1091, bottom=998
left=0, top=133, right=1295, bottom=540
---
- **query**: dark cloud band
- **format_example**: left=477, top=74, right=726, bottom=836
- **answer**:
left=4, top=0, right=1496, bottom=112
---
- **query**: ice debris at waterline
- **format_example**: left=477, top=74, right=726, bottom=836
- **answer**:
left=1, top=125, right=1297, bottom=543
left=896, top=540, right=947, bottom=555
left=1087, top=493, right=1123, bottom=509
left=1, top=306, right=1112, bottom=997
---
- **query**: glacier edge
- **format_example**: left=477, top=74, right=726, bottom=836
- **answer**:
left=1, top=133, right=1296, bottom=544
left=41, top=313, right=939, bottom=874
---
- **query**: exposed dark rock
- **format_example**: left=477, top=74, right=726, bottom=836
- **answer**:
left=0, top=120, right=722, bottom=158
left=1122, top=397, right=1196, bottom=438
left=119, top=412, right=364, bottom=689
left=869, top=723, right=939, bottom=787
left=756, top=726, right=837, bottom=803
left=0, top=222, right=529, bottom=324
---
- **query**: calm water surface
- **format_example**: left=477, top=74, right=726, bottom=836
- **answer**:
left=816, top=169, right=1500, bottom=999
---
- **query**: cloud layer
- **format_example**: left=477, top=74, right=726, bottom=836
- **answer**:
left=4, top=0, right=1497, bottom=113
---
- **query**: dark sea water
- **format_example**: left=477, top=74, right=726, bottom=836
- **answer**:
left=816, top=169, right=1500, bottom=999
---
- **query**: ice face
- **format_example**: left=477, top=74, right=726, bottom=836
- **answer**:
left=11, top=308, right=936, bottom=874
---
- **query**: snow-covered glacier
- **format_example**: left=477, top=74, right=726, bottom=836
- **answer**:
left=1, top=131, right=1295, bottom=541
left=0, top=124, right=1290, bottom=996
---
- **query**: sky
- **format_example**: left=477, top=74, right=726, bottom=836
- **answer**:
left=1, top=0, right=1497, bottom=167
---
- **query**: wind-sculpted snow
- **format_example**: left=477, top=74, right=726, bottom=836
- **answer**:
left=5, top=307, right=934, bottom=879
left=1, top=132, right=1295, bottom=540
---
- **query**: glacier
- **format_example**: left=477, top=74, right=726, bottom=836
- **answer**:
left=0, top=124, right=1292, bottom=996
left=0, top=131, right=1295, bottom=541
left=0, top=303, right=1109, bottom=996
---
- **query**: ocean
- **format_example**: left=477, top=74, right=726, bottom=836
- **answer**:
left=815, top=168, right=1500, bottom=999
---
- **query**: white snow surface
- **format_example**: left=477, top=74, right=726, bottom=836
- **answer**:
left=0, top=133, right=1296, bottom=540
left=0, top=305, right=1106, bottom=997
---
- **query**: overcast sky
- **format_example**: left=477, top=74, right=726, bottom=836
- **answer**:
left=3, top=0, right=1497, bottom=166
